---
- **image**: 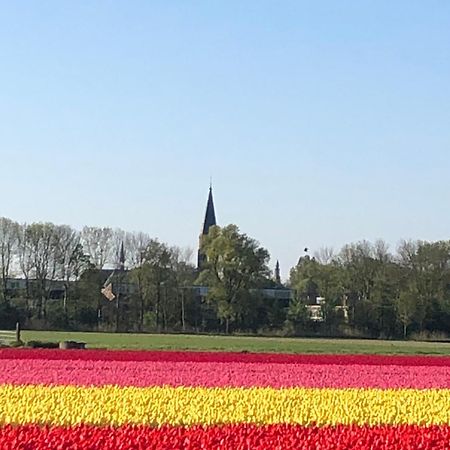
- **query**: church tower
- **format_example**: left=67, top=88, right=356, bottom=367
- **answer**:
left=275, top=260, right=281, bottom=285
left=197, top=185, right=217, bottom=270
left=118, top=241, right=126, bottom=272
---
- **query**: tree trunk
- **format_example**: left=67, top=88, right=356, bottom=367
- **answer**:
left=156, top=285, right=160, bottom=331
left=1, top=275, right=8, bottom=304
left=63, top=282, right=69, bottom=314
left=181, top=290, right=186, bottom=331
left=162, top=284, right=167, bottom=331
left=140, top=294, right=144, bottom=332
left=42, top=279, right=48, bottom=319
left=24, top=277, right=31, bottom=315
left=115, top=292, right=120, bottom=333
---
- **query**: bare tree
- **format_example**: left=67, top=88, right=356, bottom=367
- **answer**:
left=81, top=226, right=114, bottom=269
left=17, top=224, right=33, bottom=303
left=53, top=225, right=88, bottom=312
left=374, top=239, right=391, bottom=263
left=111, top=228, right=129, bottom=270
left=125, top=232, right=151, bottom=331
left=396, top=239, right=420, bottom=268
left=314, top=246, right=335, bottom=265
left=0, top=217, right=19, bottom=303
left=170, top=246, right=195, bottom=331
left=338, top=240, right=379, bottom=303
left=26, top=223, right=59, bottom=318
left=127, top=231, right=152, bottom=269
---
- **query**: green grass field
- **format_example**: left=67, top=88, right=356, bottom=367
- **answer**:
left=20, top=330, right=450, bottom=355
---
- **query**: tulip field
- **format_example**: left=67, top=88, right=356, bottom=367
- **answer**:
left=1, top=349, right=450, bottom=449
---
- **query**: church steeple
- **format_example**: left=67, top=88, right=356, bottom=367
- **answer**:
left=118, top=241, right=125, bottom=271
left=275, top=260, right=281, bottom=285
left=198, top=185, right=217, bottom=270
left=202, top=185, right=217, bottom=235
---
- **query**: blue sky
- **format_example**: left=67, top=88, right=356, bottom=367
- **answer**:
left=1, top=1, right=449, bottom=277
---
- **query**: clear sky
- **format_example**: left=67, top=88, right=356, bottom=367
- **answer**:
left=1, top=1, right=449, bottom=278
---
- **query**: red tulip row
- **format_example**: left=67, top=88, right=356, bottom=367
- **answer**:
left=1, top=348, right=450, bottom=366
left=2, top=424, right=450, bottom=450
left=1, top=358, right=450, bottom=389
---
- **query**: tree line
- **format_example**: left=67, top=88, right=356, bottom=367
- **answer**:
left=1, top=215, right=450, bottom=339
left=289, top=239, right=450, bottom=339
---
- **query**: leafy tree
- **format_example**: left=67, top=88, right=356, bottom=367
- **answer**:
left=131, top=239, right=173, bottom=331
left=284, top=297, right=310, bottom=335
left=197, top=225, right=270, bottom=333
left=289, top=256, right=320, bottom=303
left=397, top=240, right=450, bottom=332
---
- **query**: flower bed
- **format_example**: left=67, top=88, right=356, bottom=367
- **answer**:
left=1, top=348, right=450, bottom=449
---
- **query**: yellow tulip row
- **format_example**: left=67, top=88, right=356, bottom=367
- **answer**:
left=1, top=385, right=449, bottom=427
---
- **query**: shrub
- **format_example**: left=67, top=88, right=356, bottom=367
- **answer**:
left=27, top=341, right=59, bottom=349
left=0, top=303, right=25, bottom=329
left=409, top=330, right=449, bottom=342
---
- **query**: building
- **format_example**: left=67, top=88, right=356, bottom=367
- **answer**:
left=5, top=278, right=66, bottom=300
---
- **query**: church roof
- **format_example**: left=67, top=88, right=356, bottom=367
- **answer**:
left=202, top=186, right=217, bottom=235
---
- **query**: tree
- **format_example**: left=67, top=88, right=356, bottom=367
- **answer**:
left=53, top=225, right=90, bottom=313
left=171, top=247, right=196, bottom=331
left=338, top=241, right=380, bottom=303
left=397, top=240, right=450, bottom=332
left=314, top=246, right=335, bottom=265
left=126, top=231, right=152, bottom=331
left=26, top=222, right=58, bottom=318
left=369, top=262, right=402, bottom=338
left=81, top=226, right=114, bottom=269
left=196, top=224, right=270, bottom=333
left=290, top=256, right=320, bottom=304
left=285, top=297, right=310, bottom=335
left=17, top=223, right=34, bottom=304
left=396, top=289, right=418, bottom=338
left=131, top=239, right=173, bottom=331
left=127, top=231, right=152, bottom=269
left=0, top=217, right=19, bottom=303
left=374, top=239, right=391, bottom=264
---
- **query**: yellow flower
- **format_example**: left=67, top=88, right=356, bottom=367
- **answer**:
left=1, top=385, right=450, bottom=427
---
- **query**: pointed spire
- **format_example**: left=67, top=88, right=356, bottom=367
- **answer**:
left=275, top=260, right=281, bottom=285
left=198, top=184, right=218, bottom=270
left=202, top=185, right=217, bottom=235
left=119, top=241, right=125, bottom=271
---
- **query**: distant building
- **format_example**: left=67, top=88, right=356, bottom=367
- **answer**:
left=5, top=278, right=65, bottom=300
left=307, top=305, right=324, bottom=322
